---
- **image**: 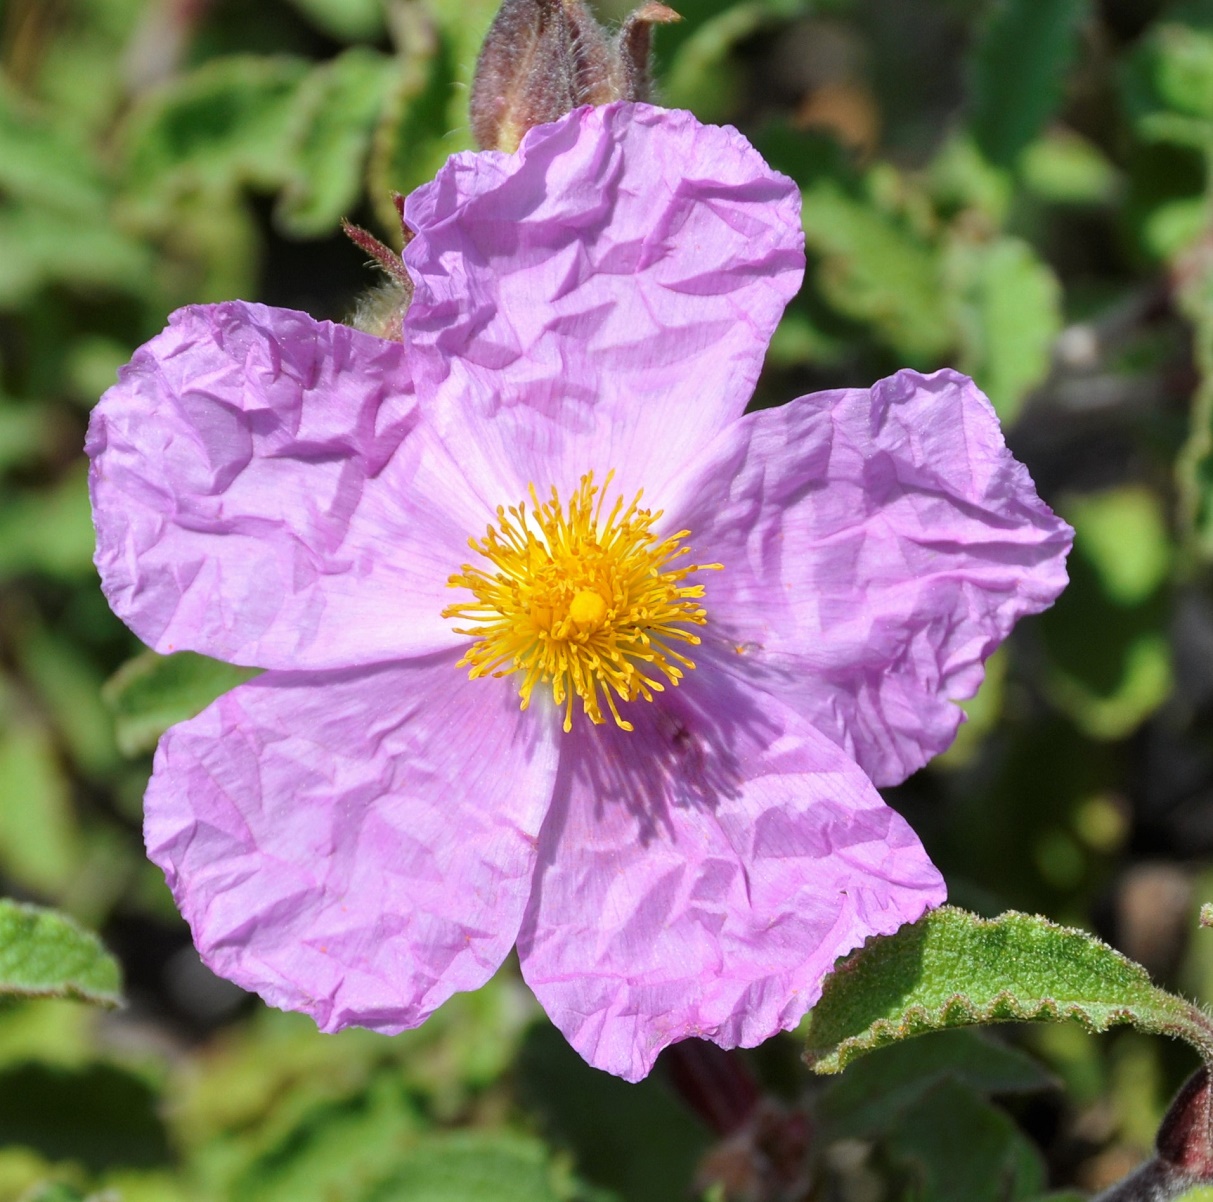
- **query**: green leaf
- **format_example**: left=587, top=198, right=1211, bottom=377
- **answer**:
left=0, top=716, right=81, bottom=897
left=816, top=1028, right=1054, bottom=1141
left=102, top=650, right=259, bottom=757
left=0, top=900, right=122, bottom=1007
left=969, top=0, right=1090, bottom=167
left=1039, top=540, right=1172, bottom=740
left=368, top=33, right=463, bottom=228
left=1144, top=195, right=1210, bottom=259
left=928, top=134, right=1013, bottom=226
left=0, top=402, right=57, bottom=471
left=0, top=1061, right=167, bottom=1170
left=801, top=179, right=952, bottom=363
left=17, top=622, right=120, bottom=779
left=948, top=235, right=1062, bottom=423
left=0, top=465, right=98, bottom=580
left=516, top=1021, right=707, bottom=1202
left=1063, top=487, right=1173, bottom=606
left=1047, top=632, right=1172, bottom=739
left=1020, top=129, right=1120, bottom=205
left=1129, top=23, right=1213, bottom=128
left=802, top=907, right=1213, bottom=1074
left=283, top=0, right=386, bottom=41
left=0, top=207, right=153, bottom=309
left=122, top=56, right=310, bottom=201
left=883, top=1078, right=1045, bottom=1202
left=0, top=85, right=108, bottom=212
left=17, top=1186, right=92, bottom=1202
left=214, top=1074, right=423, bottom=1202
left=366, top=1133, right=569, bottom=1202
left=276, top=49, right=399, bottom=237
left=661, top=4, right=771, bottom=123
left=366, top=0, right=498, bottom=230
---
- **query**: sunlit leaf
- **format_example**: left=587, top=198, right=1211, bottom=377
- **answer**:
left=0, top=715, right=81, bottom=897
left=0, top=466, right=98, bottom=580
left=284, top=0, right=386, bottom=41
left=0, top=901, right=122, bottom=1007
left=1047, top=633, right=1172, bottom=741
left=928, top=134, right=1013, bottom=225
left=803, top=908, right=1213, bottom=1074
left=18, top=624, right=120, bottom=779
left=801, top=179, right=952, bottom=363
left=213, top=1075, right=422, bottom=1202
left=0, top=207, right=152, bottom=308
left=948, top=235, right=1062, bottom=423
left=1128, top=23, right=1213, bottom=128
left=1063, top=487, right=1173, bottom=606
left=367, top=1132, right=570, bottom=1202
left=122, top=56, right=310, bottom=202
left=0, top=86, right=107, bottom=211
left=1020, top=129, right=1120, bottom=205
left=276, top=48, right=399, bottom=237
left=1143, top=195, right=1209, bottom=259
left=1040, top=541, right=1172, bottom=740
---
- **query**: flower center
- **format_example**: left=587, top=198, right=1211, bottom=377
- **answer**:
left=444, top=471, right=721, bottom=732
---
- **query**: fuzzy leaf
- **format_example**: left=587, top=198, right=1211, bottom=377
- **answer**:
left=102, top=650, right=259, bottom=757
left=803, top=907, right=1213, bottom=1074
left=0, top=900, right=122, bottom=1007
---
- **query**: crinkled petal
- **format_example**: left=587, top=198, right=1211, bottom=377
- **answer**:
left=517, top=662, right=944, bottom=1081
left=145, top=657, right=558, bottom=1032
left=403, top=102, right=805, bottom=505
left=87, top=301, right=482, bottom=669
left=665, top=368, right=1073, bottom=787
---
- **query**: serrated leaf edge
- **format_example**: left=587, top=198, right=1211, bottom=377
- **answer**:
left=805, top=907, right=1213, bottom=1074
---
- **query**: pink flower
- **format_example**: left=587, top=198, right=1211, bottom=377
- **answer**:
left=86, top=103, right=1071, bottom=1081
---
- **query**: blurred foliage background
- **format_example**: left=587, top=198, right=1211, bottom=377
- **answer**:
left=3, top=0, right=1213, bottom=1197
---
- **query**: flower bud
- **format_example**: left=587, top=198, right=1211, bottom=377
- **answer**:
left=470, top=0, right=578, bottom=153
left=470, top=0, right=681, bottom=151
left=1157, top=1067, right=1213, bottom=1179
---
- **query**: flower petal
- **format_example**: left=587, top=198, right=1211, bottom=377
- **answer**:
left=516, top=663, right=944, bottom=1081
left=667, top=368, right=1073, bottom=787
left=87, top=301, right=482, bottom=669
left=144, top=657, right=558, bottom=1032
left=403, top=102, right=805, bottom=505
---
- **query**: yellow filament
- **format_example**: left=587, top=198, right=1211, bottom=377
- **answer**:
left=444, top=471, right=721, bottom=732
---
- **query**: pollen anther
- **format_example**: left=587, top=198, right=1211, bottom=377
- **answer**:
left=444, top=471, right=721, bottom=732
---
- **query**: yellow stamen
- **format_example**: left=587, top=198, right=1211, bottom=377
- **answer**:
left=443, top=471, right=721, bottom=732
